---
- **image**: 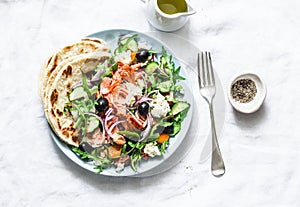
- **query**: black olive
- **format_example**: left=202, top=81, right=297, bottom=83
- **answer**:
left=118, top=123, right=125, bottom=131
left=136, top=49, right=150, bottom=63
left=155, top=126, right=165, bottom=134
left=163, top=125, right=174, bottom=134
left=138, top=102, right=149, bottom=116
left=79, top=142, right=94, bottom=154
left=96, top=97, right=109, bottom=112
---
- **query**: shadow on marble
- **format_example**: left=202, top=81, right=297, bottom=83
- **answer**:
left=232, top=103, right=267, bottom=129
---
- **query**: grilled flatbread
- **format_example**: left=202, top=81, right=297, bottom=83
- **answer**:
left=38, top=55, right=53, bottom=98
left=81, top=37, right=107, bottom=44
left=43, top=54, right=87, bottom=112
left=45, top=52, right=110, bottom=146
left=39, top=37, right=111, bottom=146
left=39, top=39, right=108, bottom=106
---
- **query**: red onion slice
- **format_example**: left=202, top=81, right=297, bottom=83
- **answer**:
left=105, top=108, right=113, bottom=116
left=71, top=80, right=93, bottom=89
left=139, top=113, right=152, bottom=142
left=91, top=68, right=105, bottom=82
left=119, top=33, right=135, bottom=42
left=135, top=97, right=154, bottom=105
left=107, top=120, right=125, bottom=136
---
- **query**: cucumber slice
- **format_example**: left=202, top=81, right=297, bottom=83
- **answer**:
left=126, top=39, right=138, bottom=52
left=171, top=101, right=190, bottom=116
left=69, top=86, right=87, bottom=101
left=118, top=34, right=138, bottom=52
left=86, top=116, right=100, bottom=133
left=120, top=38, right=129, bottom=45
left=114, top=39, right=138, bottom=54
left=145, top=62, right=159, bottom=74
left=157, top=80, right=172, bottom=93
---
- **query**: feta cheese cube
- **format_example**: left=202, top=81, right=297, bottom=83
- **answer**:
left=150, top=92, right=171, bottom=118
left=114, top=50, right=131, bottom=64
left=143, top=142, right=160, bottom=158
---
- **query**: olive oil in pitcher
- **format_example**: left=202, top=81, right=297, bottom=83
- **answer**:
left=157, top=0, right=188, bottom=15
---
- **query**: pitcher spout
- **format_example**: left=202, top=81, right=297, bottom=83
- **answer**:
left=184, top=1, right=196, bottom=16
left=166, top=0, right=196, bottom=18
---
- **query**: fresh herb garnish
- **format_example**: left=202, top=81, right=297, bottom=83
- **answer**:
left=71, top=146, right=111, bottom=173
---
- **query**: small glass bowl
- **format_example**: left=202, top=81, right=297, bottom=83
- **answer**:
left=228, top=73, right=267, bottom=113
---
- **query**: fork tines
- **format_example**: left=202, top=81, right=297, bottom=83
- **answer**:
left=197, top=52, right=215, bottom=88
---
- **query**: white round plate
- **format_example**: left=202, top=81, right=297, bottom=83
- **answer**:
left=50, top=29, right=194, bottom=177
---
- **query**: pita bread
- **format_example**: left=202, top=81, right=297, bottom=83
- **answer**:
left=81, top=37, right=107, bottom=44
left=39, top=39, right=109, bottom=106
left=45, top=52, right=111, bottom=146
left=39, top=37, right=112, bottom=146
left=43, top=54, right=87, bottom=110
left=38, top=55, right=53, bottom=98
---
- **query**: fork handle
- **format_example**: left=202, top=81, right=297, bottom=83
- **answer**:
left=209, top=102, right=225, bottom=177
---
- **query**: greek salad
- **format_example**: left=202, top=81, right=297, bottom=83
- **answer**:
left=65, top=34, right=190, bottom=173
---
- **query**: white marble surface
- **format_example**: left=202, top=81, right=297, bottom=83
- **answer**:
left=1, top=0, right=300, bottom=206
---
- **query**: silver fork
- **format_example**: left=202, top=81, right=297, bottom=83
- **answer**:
left=197, top=52, right=225, bottom=177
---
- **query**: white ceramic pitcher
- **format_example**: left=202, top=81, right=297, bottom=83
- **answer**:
left=142, top=0, right=196, bottom=32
